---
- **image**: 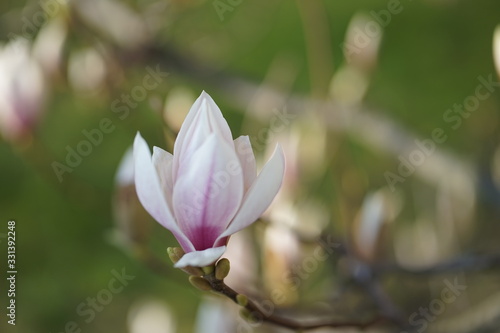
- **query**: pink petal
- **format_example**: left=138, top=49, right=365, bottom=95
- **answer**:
left=172, top=134, right=244, bottom=251
left=152, top=146, right=174, bottom=209
left=133, top=132, right=194, bottom=252
left=216, top=144, right=285, bottom=241
left=173, top=91, right=233, bottom=178
left=234, top=136, right=256, bottom=192
left=174, top=246, right=227, bottom=268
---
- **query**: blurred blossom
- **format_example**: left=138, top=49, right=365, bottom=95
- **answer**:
left=245, top=54, right=299, bottom=122
left=273, top=130, right=300, bottom=191
left=163, top=87, right=196, bottom=132
left=294, top=114, right=327, bottom=178
left=492, top=144, right=500, bottom=190
left=494, top=25, right=500, bottom=78
left=33, top=17, right=67, bottom=77
left=261, top=120, right=328, bottom=304
left=436, top=170, right=475, bottom=237
left=195, top=297, right=239, bottom=333
left=331, top=13, right=382, bottom=105
left=394, top=180, right=467, bottom=268
left=116, top=147, right=135, bottom=186
left=112, top=147, right=152, bottom=250
left=134, top=92, right=285, bottom=268
left=68, top=48, right=107, bottom=94
left=141, top=1, right=170, bottom=32
left=0, top=38, right=46, bottom=141
left=127, top=299, right=176, bottom=333
left=343, top=13, right=382, bottom=72
left=266, top=118, right=328, bottom=239
left=265, top=114, right=327, bottom=193
left=352, top=189, right=400, bottom=262
left=394, top=219, right=448, bottom=269
left=222, top=231, right=257, bottom=292
left=263, top=223, right=300, bottom=305
left=74, top=0, right=150, bottom=49
left=270, top=199, right=328, bottom=240
left=353, top=192, right=384, bottom=262
left=330, top=66, right=369, bottom=106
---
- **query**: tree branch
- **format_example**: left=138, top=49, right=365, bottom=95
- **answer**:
left=202, top=270, right=386, bottom=331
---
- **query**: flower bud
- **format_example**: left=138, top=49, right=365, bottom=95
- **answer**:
left=239, top=308, right=257, bottom=323
left=167, top=247, right=184, bottom=264
left=167, top=247, right=204, bottom=276
left=202, top=265, right=215, bottom=275
left=0, top=38, right=46, bottom=141
left=235, top=294, right=248, bottom=307
left=215, top=258, right=230, bottom=280
left=189, top=276, right=212, bottom=291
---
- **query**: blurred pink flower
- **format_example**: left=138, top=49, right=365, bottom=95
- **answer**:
left=0, top=39, right=46, bottom=141
left=133, top=91, right=285, bottom=267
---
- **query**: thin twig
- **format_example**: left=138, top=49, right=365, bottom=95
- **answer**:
left=203, top=271, right=385, bottom=331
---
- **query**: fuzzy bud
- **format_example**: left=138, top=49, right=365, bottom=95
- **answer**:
left=167, top=247, right=204, bottom=276
left=236, top=294, right=248, bottom=307
left=188, top=276, right=212, bottom=291
left=215, top=258, right=231, bottom=280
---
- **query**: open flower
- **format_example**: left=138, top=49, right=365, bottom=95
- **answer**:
left=134, top=91, right=285, bottom=268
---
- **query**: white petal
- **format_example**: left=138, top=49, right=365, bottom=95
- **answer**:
left=173, top=134, right=244, bottom=251
left=234, top=136, right=256, bottom=192
left=152, top=146, right=174, bottom=209
left=115, top=146, right=134, bottom=186
left=172, top=91, right=233, bottom=178
left=133, top=132, right=194, bottom=252
left=174, top=246, right=227, bottom=268
left=217, top=144, right=285, bottom=241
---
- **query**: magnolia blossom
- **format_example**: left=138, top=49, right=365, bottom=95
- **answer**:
left=134, top=91, right=285, bottom=268
left=0, top=39, right=46, bottom=141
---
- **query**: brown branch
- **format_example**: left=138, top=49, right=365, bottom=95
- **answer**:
left=321, top=236, right=500, bottom=275
left=202, top=270, right=385, bottom=331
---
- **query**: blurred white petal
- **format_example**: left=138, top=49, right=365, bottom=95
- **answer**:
left=128, top=299, right=176, bottom=333
left=68, top=48, right=106, bottom=94
left=494, top=25, right=500, bottom=78
left=0, top=38, right=46, bottom=140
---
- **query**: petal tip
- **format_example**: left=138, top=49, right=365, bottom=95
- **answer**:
left=173, top=246, right=226, bottom=268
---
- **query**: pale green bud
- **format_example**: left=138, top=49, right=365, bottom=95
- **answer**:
left=215, top=258, right=230, bottom=280
left=188, top=276, right=212, bottom=291
left=236, top=294, right=248, bottom=307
